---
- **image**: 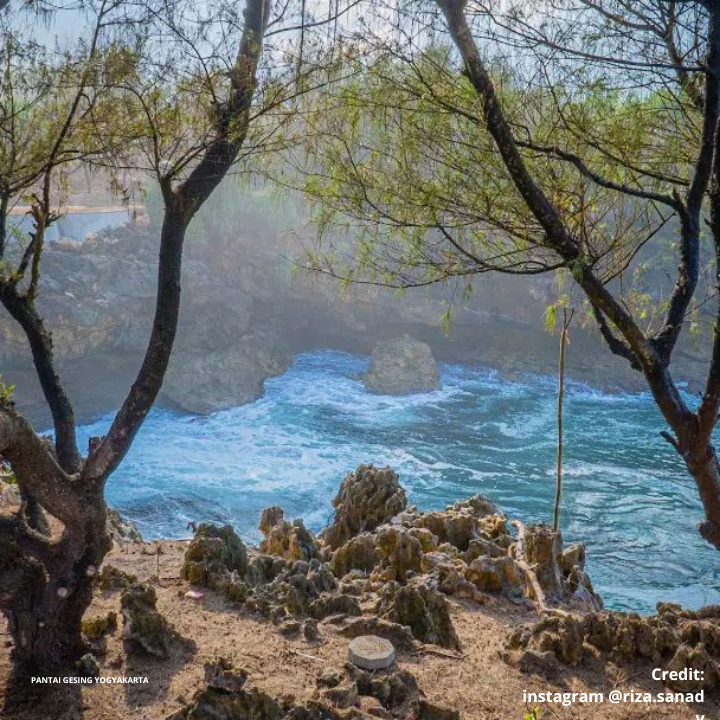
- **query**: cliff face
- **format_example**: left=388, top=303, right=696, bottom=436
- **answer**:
left=0, top=217, right=706, bottom=426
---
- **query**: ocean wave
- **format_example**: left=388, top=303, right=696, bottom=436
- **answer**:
left=79, top=348, right=720, bottom=614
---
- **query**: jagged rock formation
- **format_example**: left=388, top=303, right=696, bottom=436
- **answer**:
left=181, top=464, right=600, bottom=656
left=106, top=508, right=143, bottom=544
left=169, top=684, right=293, bottom=720
left=120, top=583, right=183, bottom=659
left=95, top=565, right=138, bottom=592
left=339, top=617, right=417, bottom=652
left=204, top=658, right=249, bottom=694
left=505, top=603, right=720, bottom=691
left=171, top=664, right=459, bottom=720
left=377, top=579, right=460, bottom=650
left=82, top=611, right=118, bottom=640
left=258, top=507, right=320, bottom=562
left=322, top=465, right=407, bottom=550
left=181, top=523, right=249, bottom=588
left=363, top=337, right=440, bottom=395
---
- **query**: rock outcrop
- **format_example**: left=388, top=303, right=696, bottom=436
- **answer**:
left=363, top=337, right=440, bottom=395
left=258, top=507, right=320, bottom=562
left=181, top=523, right=249, bottom=589
left=378, top=579, right=460, bottom=650
left=181, top=465, right=603, bottom=654
left=1, top=228, right=291, bottom=421
left=171, top=664, right=459, bottom=720
left=322, top=465, right=407, bottom=550
left=163, top=309, right=289, bottom=415
left=120, top=583, right=182, bottom=659
left=505, top=602, right=720, bottom=691
left=106, top=508, right=143, bottom=544
left=95, top=565, right=138, bottom=592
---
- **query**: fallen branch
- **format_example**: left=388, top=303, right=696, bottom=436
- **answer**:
left=290, top=650, right=325, bottom=663
left=413, top=645, right=466, bottom=660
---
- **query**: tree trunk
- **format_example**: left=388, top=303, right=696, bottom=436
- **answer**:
left=683, top=441, right=720, bottom=552
left=1, top=499, right=110, bottom=673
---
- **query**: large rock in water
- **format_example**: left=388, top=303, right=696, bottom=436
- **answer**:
left=364, top=337, right=440, bottom=395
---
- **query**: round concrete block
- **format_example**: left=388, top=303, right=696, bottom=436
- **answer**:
left=348, top=635, right=396, bottom=670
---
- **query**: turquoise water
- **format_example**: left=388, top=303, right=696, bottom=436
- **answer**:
left=79, top=349, right=720, bottom=614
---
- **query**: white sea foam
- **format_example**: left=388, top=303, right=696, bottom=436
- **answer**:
left=78, top=349, right=720, bottom=614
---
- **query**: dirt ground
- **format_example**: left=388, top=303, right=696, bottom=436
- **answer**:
left=0, top=538, right=716, bottom=720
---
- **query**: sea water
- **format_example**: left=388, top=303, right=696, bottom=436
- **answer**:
left=78, top=349, right=720, bottom=614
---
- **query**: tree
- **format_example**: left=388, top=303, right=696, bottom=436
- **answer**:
left=0, top=0, right=327, bottom=672
left=294, top=1, right=720, bottom=553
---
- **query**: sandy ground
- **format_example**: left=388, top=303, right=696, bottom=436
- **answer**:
left=0, top=539, right=716, bottom=720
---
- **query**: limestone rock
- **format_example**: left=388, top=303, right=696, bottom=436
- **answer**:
left=347, top=665, right=421, bottom=716
left=423, top=554, right=488, bottom=602
left=243, top=558, right=344, bottom=620
left=377, top=579, right=460, bottom=650
left=516, top=649, right=560, bottom=678
left=561, top=543, right=586, bottom=573
left=318, top=681, right=358, bottom=709
left=528, top=615, right=584, bottom=666
left=259, top=506, right=285, bottom=535
left=373, top=527, right=424, bottom=582
left=309, top=593, right=361, bottom=620
left=317, top=669, right=343, bottom=689
left=465, top=556, right=522, bottom=595
left=244, top=554, right=290, bottom=587
left=95, top=565, right=138, bottom=592
left=413, top=511, right=476, bottom=552
left=182, top=523, right=248, bottom=588
left=106, top=508, right=142, bottom=543
left=120, top=583, right=180, bottom=659
left=330, top=534, right=379, bottom=578
left=204, top=658, right=249, bottom=693
left=170, top=686, right=286, bottom=720
left=506, top=603, right=720, bottom=682
left=76, top=653, right=101, bottom=679
left=322, top=465, right=407, bottom=550
left=363, top=337, right=440, bottom=395
left=339, top=616, right=416, bottom=652
left=348, top=635, right=396, bottom=670
left=522, top=524, right=564, bottom=600
left=259, top=511, right=319, bottom=562
left=664, top=644, right=719, bottom=692
left=163, top=319, right=290, bottom=416
left=358, top=696, right=391, bottom=719
left=0, top=482, right=20, bottom=507
left=303, top=619, right=320, bottom=642
left=82, top=612, right=118, bottom=640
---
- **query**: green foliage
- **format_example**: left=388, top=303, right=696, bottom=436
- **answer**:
left=290, top=43, right=702, bottom=335
left=523, top=709, right=540, bottom=720
left=543, top=296, right=571, bottom=334
left=0, top=376, right=15, bottom=405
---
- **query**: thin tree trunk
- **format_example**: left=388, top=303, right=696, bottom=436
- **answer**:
left=553, top=308, right=572, bottom=532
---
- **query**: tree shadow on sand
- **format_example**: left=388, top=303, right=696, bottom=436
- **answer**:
left=122, top=635, right=196, bottom=710
left=1, top=663, right=84, bottom=720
